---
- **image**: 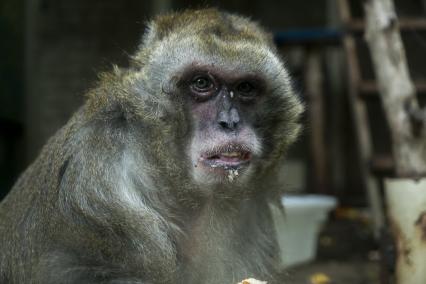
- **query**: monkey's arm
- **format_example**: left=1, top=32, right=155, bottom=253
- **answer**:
left=34, top=116, right=177, bottom=283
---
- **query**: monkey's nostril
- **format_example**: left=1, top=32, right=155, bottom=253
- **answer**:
left=218, top=120, right=238, bottom=130
left=217, top=108, right=240, bottom=130
left=218, top=120, right=230, bottom=129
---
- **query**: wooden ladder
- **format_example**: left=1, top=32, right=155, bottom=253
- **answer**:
left=337, top=0, right=426, bottom=282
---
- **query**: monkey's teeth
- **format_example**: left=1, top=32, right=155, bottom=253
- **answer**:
left=221, top=152, right=241, bottom=157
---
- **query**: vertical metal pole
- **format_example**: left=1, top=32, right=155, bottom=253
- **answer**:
left=305, top=49, right=327, bottom=194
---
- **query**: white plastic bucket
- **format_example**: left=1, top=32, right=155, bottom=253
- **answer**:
left=271, top=194, right=337, bottom=268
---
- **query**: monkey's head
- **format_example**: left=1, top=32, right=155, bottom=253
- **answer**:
left=111, top=9, right=303, bottom=192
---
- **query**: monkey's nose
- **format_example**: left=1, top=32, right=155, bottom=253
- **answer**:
left=217, top=108, right=240, bottom=131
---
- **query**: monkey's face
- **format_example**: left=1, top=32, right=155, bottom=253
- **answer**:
left=180, top=65, right=264, bottom=185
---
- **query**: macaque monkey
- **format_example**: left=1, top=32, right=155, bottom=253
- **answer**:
left=0, top=8, right=303, bottom=284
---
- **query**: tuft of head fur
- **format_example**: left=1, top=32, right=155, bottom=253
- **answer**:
left=133, top=9, right=277, bottom=65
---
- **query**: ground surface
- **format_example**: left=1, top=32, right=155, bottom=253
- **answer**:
left=281, top=260, right=380, bottom=284
left=278, top=215, right=384, bottom=284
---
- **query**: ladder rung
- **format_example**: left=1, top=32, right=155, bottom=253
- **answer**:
left=347, top=18, right=426, bottom=32
left=359, top=80, right=426, bottom=97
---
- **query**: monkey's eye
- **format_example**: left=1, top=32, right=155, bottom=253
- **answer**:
left=237, top=82, right=254, bottom=93
left=236, top=81, right=257, bottom=100
left=190, top=76, right=214, bottom=93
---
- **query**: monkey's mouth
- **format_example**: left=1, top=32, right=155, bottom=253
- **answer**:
left=199, top=145, right=252, bottom=169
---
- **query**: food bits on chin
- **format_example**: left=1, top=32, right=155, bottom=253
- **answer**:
left=238, top=278, right=267, bottom=284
